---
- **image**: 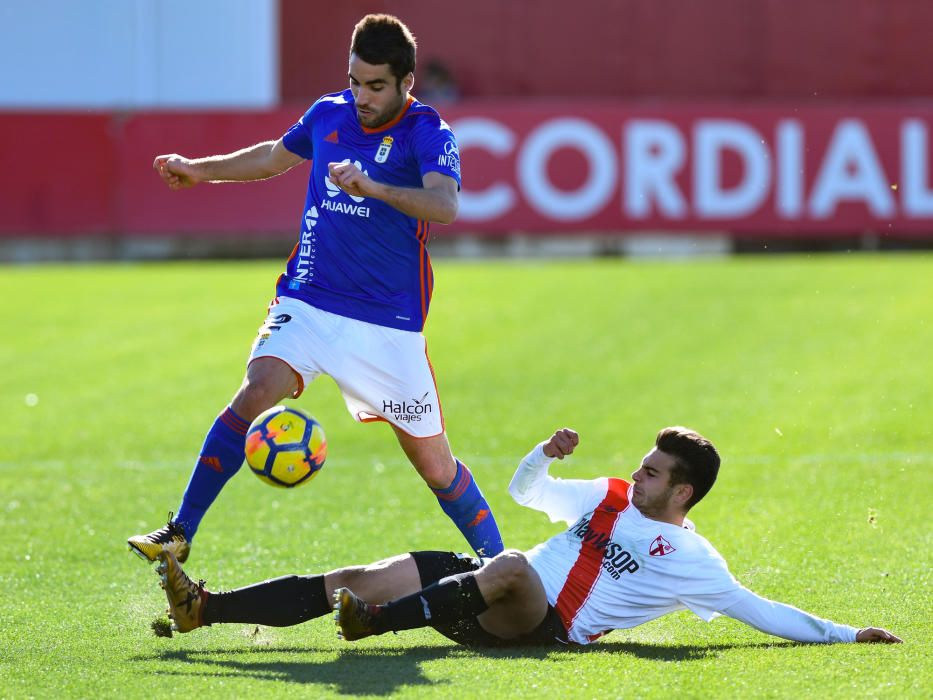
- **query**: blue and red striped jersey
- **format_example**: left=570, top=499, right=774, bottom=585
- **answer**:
left=278, top=89, right=461, bottom=331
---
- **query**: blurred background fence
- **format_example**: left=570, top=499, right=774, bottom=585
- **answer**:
left=2, top=0, right=932, bottom=258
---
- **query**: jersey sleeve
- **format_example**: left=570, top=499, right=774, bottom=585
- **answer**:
left=281, top=103, right=319, bottom=160
left=720, top=588, right=859, bottom=643
left=508, top=443, right=609, bottom=525
left=672, top=544, right=859, bottom=643
left=411, top=115, right=462, bottom=188
left=669, top=543, right=747, bottom=621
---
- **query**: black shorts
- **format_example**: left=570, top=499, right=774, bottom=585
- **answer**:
left=410, top=551, right=568, bottom=648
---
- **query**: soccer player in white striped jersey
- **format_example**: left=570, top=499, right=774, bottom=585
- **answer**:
left=155, top=427, right=900, bottom=647
left=331, top=426, right=901, bottom=645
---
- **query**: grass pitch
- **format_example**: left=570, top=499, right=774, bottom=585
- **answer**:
left=0, top=254, right=930, bottom=698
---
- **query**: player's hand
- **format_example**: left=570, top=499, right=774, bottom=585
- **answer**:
left=855, top=627, right=902, bottom=644
left=153, top=154, right=201, bottom=190
left=328, top=161, right=377, bottom=198
left=542, top=428, right=579, bottom=460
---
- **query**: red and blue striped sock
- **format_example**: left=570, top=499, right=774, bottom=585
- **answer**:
left=432, top=460, right=504, bottom=557
left=175, top=406, right=250, bottom=539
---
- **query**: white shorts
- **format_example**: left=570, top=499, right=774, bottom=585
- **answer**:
left=248, top=297, right=444, bottom=438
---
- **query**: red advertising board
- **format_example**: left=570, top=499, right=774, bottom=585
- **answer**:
left=118, top=112, right=304, bottom=235
left=0, top=114, right=118, bottom=234
left=1, top=102, right=932, bottom=237
left=442, top=103, right=933, bottom=236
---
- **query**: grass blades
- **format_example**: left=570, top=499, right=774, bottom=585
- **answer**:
left=0, top=255, right=930, bottom=698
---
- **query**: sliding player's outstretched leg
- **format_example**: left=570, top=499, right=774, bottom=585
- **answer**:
left=336, top=549, right=548, bottom=642
left=155, top=551, right=426, bottom=635
left=156, top=548, right=333, bottom=633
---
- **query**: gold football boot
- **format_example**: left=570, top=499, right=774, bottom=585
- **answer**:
left=128, top=512, right=190, bottom=563
left=334, top=587, right=385, bottom=641
left=156, top=548, right=207, bottom=633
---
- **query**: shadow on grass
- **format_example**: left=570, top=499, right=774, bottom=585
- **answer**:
left=573, top=639, right=798, bottom=661
left=135, top=646, right=455, bottom=695
left=133, top=640, right=798, bottom=695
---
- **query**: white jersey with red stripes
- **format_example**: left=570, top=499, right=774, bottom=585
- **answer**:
left=510, top=444, right=858, bottom=646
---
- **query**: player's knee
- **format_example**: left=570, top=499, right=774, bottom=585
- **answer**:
left=233, top=376, right=284, bottom=418
left=334, top=555, right=399, bottom=587
left=323, top=565, right=366, bottom=599
left=418, top=457, right=457, bottom=490
left=489, top=549, right=531, bottom=588
left=329, top=566, right=363, bottom=591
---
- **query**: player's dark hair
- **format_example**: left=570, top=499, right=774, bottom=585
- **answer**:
left=656, top=427, right=720, bottom=510
left=350, top=14, right=417, bottom=90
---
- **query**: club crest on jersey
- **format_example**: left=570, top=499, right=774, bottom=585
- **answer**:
left=375, top=136, right=394, bottom=163
left=649, top=535, right=676, bottom=557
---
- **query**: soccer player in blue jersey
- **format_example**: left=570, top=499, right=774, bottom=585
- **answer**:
left=128, top=15, right=504, bottom=563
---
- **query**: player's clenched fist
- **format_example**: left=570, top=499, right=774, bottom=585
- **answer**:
left=153, top=154, right=200, bottom=190
left=328, top=161, right=375, bottom=199
left=543, top=428, right=579, bottom=460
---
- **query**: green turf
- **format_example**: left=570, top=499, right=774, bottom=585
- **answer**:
left=0, top=255, right=930, bottom=698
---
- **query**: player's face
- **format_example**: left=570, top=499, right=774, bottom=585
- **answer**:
left=349, top=54, right=412, bottom=129
left=630, top=449, right=679, bottom=516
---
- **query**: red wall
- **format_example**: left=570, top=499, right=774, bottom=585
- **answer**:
left=0, top=115, right=118, bottom=234
left=0, top=112, right=305, bottom=237
left=281, top=0, right=933, bottom=101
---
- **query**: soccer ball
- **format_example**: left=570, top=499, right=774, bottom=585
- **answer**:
left=244, top=406, right=327, bottom=488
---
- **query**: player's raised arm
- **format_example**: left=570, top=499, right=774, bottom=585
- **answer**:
left=154, top=138, right=306, bottom=190
left=508, top=429, right=607, bottom=525
left=327, top=165, right=459, bottom=224
left=508, top=429, right=577, bottom=505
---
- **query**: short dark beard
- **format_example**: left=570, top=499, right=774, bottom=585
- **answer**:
left=357, top=86, right=406, bottom=129
left=635, top=484, right=677, bottom=519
